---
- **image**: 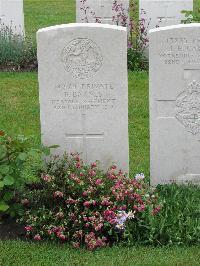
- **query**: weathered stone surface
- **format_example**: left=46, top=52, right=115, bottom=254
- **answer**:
left=37, top=23, right=129, bottom=172
left=140, top=0, right=193, bottom=36
left=76, top=0, right=129, bottom=26
left=0, top=0, right=25, bottom=35
left=150, top=24, right=200, bottom=186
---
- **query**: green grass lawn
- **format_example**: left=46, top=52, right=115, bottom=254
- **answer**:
left=0, top=241, right=200, bottom=266
left=24, top=0, right=76, bottom=40
left=0, top=0, right=199, bottom=264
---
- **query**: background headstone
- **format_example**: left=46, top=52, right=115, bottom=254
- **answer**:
left=37, top=23, right=129, bottom=171
left=76, top=0, right=129, bottom=26
left=0, top=0, right=25, bottom=35
left=140, top=0, right=193, bottom=37
left=150, top=24, right=200, bottom=186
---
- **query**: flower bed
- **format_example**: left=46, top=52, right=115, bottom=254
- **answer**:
left=18, top=153, right=161, bottom=250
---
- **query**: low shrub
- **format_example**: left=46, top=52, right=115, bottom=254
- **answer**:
left=0, top=131, right=44, bottom=217
left=18, top=153, right=161, bottom=250
left=0, top=23, right=37, bottom=71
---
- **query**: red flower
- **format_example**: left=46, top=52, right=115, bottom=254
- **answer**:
left=0, top=130, right=5, bottom=136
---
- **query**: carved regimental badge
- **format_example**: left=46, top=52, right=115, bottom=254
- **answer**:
left=176, top=80, right=200, bottom=135
left=61, top=38, right=103, bottom=79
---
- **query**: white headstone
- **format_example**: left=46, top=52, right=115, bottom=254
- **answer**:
left=37, top=23, right=129, bottom=171
left=76, top=0, right=129, bottom=26
left=140, top=0, right=193, bottom=36
left=0, top=0, right=25, bottom=35
left=150, top=24, right=200, bottom=186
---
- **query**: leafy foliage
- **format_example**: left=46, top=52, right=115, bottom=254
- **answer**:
left=0, top=131, right=44, bottom=217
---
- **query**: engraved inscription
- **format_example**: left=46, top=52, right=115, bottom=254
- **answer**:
left=159, top=37, right=200, bottom=65
left=51, top=82, right=117, bottom=112
left=61, top=38, right=103, bottom=79
left=175, top=80, right=200, bottom=135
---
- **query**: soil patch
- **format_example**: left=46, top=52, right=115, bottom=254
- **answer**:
left=0, top=217, right=25, bottom=240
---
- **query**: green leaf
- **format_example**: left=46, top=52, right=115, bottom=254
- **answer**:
left=0, top=145, right=7, bottom=160
left=0, top=181, right=4, bottom=189
left=18, top=152, right=28, bottom=161
left=0, top=165, right=10, bottom=175
left=42, top=146, right=51, bottom=156
left=3, top=191, right=13, bottom=201
left=0, top=201, right=9, bottom=212
left=3, top=175, right=15, bottom=186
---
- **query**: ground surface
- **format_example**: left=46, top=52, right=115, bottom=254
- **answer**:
left=0, top=0, right=199, bottom=265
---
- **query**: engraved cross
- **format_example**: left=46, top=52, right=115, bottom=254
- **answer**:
left=65, top=114, right=104, bottom=162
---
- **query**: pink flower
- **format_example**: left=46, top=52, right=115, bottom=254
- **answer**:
left=66, top=198, right=78, bottom=204
left=83, top=201, right=91, bottom=207
left=34, top=234, right=41, bottom=241
left=89, top=170, right=96, bottom=177
left=76, top=162, right=81, bottom=169
left=91, top=162, right=97, bottom=168
left=57, top=232, right=66, bottom=241
left=95, top=179, right=103, bottom=186
left=138, top=204, right=145, bottom=212
left=133, top=205, right=138, bottom=211
left=107, top=173, right=116, bottom=180
left=47, top=229, right=53, bottom=235
left=53, top=191, right=64, bottom=198
left=83, top=217, right=88, bottom=222
left=25, top=225, right=33, bottom=232
left=152, top=206, right=161, bottom=215
left=94, top=223, right=103, bottom=231
left=111, top=164, right=117, bottom=170
left=84, top=223, right=90, bottom=228
left=75, top=155, right=80, bottom=161
left=82, top=191, right=88, bottom=196
left=41, top=174, right=53, bottom=182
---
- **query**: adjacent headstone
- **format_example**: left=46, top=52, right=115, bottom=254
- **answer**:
left=140, top=0, right=193, bottom=37
left=76, top=0, right=129, bottom=26
left=37, top=23, right=129, bottom=171
left=0, top=0, right=25, bottom=35
left=150, top=24, right=200, bottom=186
